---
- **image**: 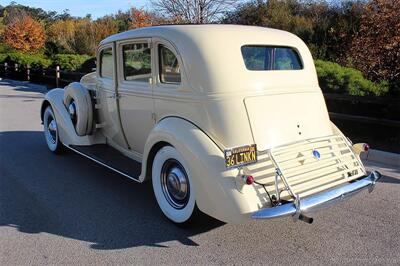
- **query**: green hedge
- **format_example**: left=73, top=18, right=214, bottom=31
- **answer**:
left=0, top=52, right=52, bottom=68
left=0, top=54, right=8, bottom=63
left=52, top=54, right=93, bottom=71
left=315, top=60, right=389, bottom=96
left=0, top=52, right=94, bottom=71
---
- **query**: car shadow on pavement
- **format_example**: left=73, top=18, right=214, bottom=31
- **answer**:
left=0, top=131, right=224, bottom=250
left=0, top=79, right=47, bottom=94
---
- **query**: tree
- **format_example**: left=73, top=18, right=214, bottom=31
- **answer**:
left=349, top=0, right=400, bottom=94
left=129, top=8, right=156, bottom=29
left=94, top=16, right=119, bottom=42
left=222, top=0, right=367, bottom=61
left=3, top=15, right=45, bottom=52
left=151, top=0, right=238, bottom=23
left=47, top=17, right=119, bottom=56
left=223, top=1, right=314, bottom=43
left=47, top=19, right=76, bottom=54
left=71, top=19, right=96, bottom=55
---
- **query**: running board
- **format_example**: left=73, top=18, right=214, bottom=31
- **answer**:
left=66, top=144, right=142, bottom=182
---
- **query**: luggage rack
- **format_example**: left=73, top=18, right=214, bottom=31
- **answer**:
left=249, top=135, right=379, bottom=223
left=268, top=150, right=311, bottom=222
left=247, top=135, right=367, bottom=203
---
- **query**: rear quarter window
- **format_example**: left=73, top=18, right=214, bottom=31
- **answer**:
left=100, top=47, right=113, bottom=78
left=241, top=46, right=303, bottom=71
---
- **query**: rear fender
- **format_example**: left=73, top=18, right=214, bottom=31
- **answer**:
left=140, top=117, right=255, bottom=223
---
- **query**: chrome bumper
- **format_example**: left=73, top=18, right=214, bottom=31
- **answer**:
left=252, top=171, right=381, bottom=222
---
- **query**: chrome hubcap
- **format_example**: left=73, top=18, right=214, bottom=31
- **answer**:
left=68, top=101, right=77, bottom=124
left=47, top=118, right=57, bottom=144
left=161, top=159, right=189, bottom=209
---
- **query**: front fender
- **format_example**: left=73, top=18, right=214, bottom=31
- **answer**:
left=41, top=88, right=105, bottom=146
left=140, top=117, right=262, bottom=223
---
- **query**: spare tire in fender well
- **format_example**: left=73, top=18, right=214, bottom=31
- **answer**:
left=63, top=82, right=93, bottom=136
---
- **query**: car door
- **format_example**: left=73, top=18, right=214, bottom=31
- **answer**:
left=116, top=39, right=155, bottom=155
left=96, top=44, right=129, bottom=149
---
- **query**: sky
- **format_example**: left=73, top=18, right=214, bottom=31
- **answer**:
left=0, top=0, right=151, bottom=19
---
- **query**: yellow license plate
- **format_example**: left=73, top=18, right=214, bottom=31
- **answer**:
left=225, top=144, right=257, bottom=169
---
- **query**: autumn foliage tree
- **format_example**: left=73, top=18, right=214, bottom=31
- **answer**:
left=129, top=8, right=154, bottom=29
left=349, top=0, right=400, bottom=94
left=3, top=15, right=45, bottom=52
left=47, top=17, right=118, bottom=55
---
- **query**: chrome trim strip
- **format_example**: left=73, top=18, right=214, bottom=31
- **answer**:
left=64, top=144, right=141, bottom=183
left=252, top=171, right=381, bottom=220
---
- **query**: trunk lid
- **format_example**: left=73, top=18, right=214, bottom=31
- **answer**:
left=244, top=92, right=333, bottom=151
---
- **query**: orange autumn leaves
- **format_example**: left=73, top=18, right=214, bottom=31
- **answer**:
left=1, top=8, right=154, bottom=54
left=130, top=8, right=154, bottom=29
left=3, top=16, right=45, bottom=53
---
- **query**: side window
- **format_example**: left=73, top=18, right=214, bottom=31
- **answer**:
left=100, top=47, right=113, bottom=78
left=123, top=43, right=151, bottom=82
left=158, top=45, right=181, bottom=84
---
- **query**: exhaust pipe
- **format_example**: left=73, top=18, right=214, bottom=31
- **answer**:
left=298, top=214, right=313, bottom=224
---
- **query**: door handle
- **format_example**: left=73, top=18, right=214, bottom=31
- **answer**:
left=107, top=93, right=123, bottom=99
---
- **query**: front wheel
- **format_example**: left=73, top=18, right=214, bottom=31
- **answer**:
left=43, top=106, right=64, bottom=154
left=152, top=146, right=200, bottom=226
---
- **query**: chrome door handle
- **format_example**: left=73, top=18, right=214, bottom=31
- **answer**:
left=107, top=93, right=123, bottom=99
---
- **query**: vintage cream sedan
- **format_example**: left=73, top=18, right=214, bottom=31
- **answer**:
left=41, top=25, right=381, bottom=225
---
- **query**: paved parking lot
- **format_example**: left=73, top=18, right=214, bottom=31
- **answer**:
left=1, top=79, right=399, bottom=265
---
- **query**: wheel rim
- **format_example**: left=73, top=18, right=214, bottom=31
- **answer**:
left=45, top=111, right=57, bottom=145
left=68, top=101, right=77, bottom=124
left=161, top=159, right=190, bottom=209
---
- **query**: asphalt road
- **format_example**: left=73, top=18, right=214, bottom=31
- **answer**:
left=1, top=79, right=399, bottom=265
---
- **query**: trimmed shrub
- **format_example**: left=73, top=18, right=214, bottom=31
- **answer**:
left=79, top=57, right=97, bottom=73
left=315, top=60, right=389, bottom=96
left=0, top=54, right=8, bottom=63
left=0, top=52, right=95, bottom=73
left=0, top=52, right=52, bottom=68
left=52, top=54, right=93, bottom=71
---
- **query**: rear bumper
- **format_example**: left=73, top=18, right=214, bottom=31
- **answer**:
left=251, top=171, right=381, bottom=221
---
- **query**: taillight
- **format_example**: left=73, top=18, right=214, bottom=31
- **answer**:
left=352, top=143, right=370, bottom=155
left=242, top=175, right=254, bottom=185
left=363, top=143, right=370, bottom=152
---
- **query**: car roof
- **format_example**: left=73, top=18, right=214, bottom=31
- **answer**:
left=99, top=25, right=317, bottom=94
left=100, top=24, right=302, bottom=47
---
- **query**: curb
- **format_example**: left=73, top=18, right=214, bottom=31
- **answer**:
left=361, top=149, right=400, bottom=168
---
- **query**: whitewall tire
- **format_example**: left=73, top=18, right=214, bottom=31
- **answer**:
left=152, top=146, right=198, bottom=225
left=43, top=106, right=64, bottom=153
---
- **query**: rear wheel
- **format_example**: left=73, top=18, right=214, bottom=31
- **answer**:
left=152, top=146, right=200, bottom=226
left=43, top=106, right=64, bottom=154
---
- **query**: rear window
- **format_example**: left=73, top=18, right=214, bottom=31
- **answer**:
left=241, top=46, right=303, bottom=71
left=158, top=45, right=181, bottom=84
